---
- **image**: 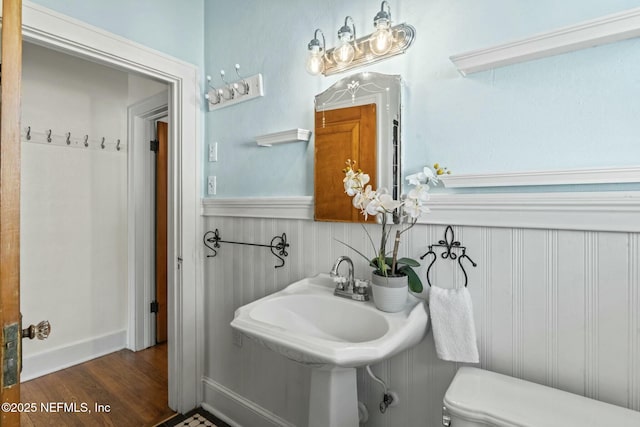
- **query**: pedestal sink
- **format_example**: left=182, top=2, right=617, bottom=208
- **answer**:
left=230, top=273, right=429, bottom=427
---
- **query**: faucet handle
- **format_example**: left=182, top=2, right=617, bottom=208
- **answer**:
left=354, top=279, right=369, bottom=296
left=333, top=276, right=347, bottom=290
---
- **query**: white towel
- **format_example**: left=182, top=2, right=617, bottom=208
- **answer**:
left=429, top=286, right=479, bottom=363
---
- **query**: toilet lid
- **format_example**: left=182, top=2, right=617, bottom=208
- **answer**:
left=444, top=367, right=640, bottom=427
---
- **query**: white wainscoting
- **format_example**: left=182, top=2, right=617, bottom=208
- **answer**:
left=201, top=201, right=640, bottom=426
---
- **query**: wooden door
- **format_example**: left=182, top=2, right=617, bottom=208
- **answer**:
left=155, top=121, right=168, bottom=344
left=0, top=1, right=22, bottom=425
left=314, top=104, right=376, bottom=222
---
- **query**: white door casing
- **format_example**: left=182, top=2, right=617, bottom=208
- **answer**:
left=127, top=91, right=168, bottom=352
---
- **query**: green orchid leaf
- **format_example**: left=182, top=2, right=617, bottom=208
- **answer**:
left=399, top=266, right=423, bottom=293
left=396, top=257, right=420, bottom=267
left=335, top=239, right=372, bottom=265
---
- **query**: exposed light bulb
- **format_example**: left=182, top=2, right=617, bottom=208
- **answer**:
left=369, top=20, right=393, bottom=55
left=306, top=29, right=326, bottom=76
left=333, top=18, right=356, bottom=67
left=333, top=37, right=355, bottom=66
left=306, top=45, right=325, bottom=75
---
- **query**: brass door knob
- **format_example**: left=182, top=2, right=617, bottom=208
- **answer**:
left=21, top=320, right=51, bottom=340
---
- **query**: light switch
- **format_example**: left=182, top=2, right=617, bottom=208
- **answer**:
left=207, top=176, right=216, bottom=195
left=209, top=142, right=218, bottom=162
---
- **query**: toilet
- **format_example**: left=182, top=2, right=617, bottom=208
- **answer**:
left=443, top=367, right=640, bottom=426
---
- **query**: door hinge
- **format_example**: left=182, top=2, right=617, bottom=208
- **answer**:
left=150, top=301, right=159, bottom=313
left=150, top=139, right=159, bottom=152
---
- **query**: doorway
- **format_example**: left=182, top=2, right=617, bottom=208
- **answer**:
left=19, top=40, right=172, bottom=419
left=14, top=1, right=202, bottom=413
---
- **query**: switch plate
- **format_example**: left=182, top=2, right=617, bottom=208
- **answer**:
left=209, top=142, right=218, bottom=162
left=207, top=176, right=217, bottom=195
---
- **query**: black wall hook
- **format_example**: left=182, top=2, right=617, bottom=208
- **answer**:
left=420, top=225, right=477, bottom=287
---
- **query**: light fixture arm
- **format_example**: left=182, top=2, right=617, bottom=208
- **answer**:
left=310, top=28, right=326, bottom=51
left=375, top=1, right=392, bottom=24
left=339, top=16, right=357, bottom=41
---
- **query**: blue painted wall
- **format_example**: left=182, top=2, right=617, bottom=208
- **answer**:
left=29, top=0, right=205, bottom=70
left=203, top=0, right=640, bottom=197
left=26, top=1, right=640, bottom=197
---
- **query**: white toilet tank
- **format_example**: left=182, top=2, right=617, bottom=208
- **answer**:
left=443, top=367, right=640, bottom=427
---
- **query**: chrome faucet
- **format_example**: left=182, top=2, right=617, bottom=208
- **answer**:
left=330, top=256, right=369, bottom=301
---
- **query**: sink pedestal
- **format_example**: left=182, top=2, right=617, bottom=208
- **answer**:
left=309, top=366, right=358, bottom=427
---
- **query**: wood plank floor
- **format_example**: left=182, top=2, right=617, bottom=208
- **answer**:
left=20, top=344, right=174, bottom=426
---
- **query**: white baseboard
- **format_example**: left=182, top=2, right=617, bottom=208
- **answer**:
left=202, top=376, right=296, bottom=427
left=21, top=329, right=127, bottom=382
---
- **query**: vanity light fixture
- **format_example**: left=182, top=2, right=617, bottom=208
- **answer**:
left=304, top=1, right=416, bottom=77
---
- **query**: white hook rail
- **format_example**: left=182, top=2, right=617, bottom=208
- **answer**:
left=22, top=126, right=126, bottom=152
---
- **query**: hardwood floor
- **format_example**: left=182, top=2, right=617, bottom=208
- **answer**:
left=20, top=344, right=174, bottom=427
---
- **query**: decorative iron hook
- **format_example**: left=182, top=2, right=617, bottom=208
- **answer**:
left=46, top=129, right=52, bottom=143
left=203, top=229, right=219, bottom=257
left=116, top=139, right=121, bottom=151
left=66, top=132, right=71, bottom=145
left=419, top=225, right=477, bottom=287
left=83, top=135, right=89, bottom=147
left=270, top=233, right=289, bottom=268
left=26, top=126, right=31, bottom=140
left=203, top=229, right=290, bottom=268
left=101, top=137, right=106, bottom=149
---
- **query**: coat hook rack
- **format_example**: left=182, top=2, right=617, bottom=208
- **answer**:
left=22, top=126, right=124, bottom=152
left=203, top=229, right=289, bottom=268
left=204, top=64, right=264, bottom=111
left=419, top=225, right=477, bottom=287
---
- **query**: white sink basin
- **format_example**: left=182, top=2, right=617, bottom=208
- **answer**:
left=231, top=273, right=429, bottom=368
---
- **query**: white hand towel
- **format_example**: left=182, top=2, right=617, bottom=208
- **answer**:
left=429, top=286, right=479, bottom=363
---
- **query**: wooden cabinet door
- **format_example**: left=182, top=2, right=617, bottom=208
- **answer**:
left=314, top=104, right=376, bottom=222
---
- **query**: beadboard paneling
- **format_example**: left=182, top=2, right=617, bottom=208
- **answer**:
left=202, top=217, right=640, bottom=427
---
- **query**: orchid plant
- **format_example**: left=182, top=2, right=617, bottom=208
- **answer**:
left=340, top=159, right=442, bottom=293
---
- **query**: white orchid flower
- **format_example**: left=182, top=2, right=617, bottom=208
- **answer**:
left=378, top=193, right=403, bottom=212
left=407, top=184, right=430, bottom=203
left=343, top=170, right=370, bottom=196
left=353, top=185, right=379, bottom=219
left=403, top=183, right=431, bottom=219
left=406, top=166, right=438, bottom=186
left=403, top=197, right=430, bottom=219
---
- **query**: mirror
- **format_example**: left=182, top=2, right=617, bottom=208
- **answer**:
left=314, top=72, right=402, bottom=222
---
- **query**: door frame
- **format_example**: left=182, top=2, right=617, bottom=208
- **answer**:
left=14, top=2, right=203, bottom=413
left=127, top=92, right=168, bottom=352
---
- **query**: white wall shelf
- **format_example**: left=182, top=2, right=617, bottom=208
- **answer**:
left=439, top=166, right=640, bottom=188
left=256, top=128, right=311, bottom=147
left=450, top=7, right=640, bottom=76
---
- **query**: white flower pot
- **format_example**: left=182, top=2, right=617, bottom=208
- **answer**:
left=370, top=272, right=408, bottom=313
